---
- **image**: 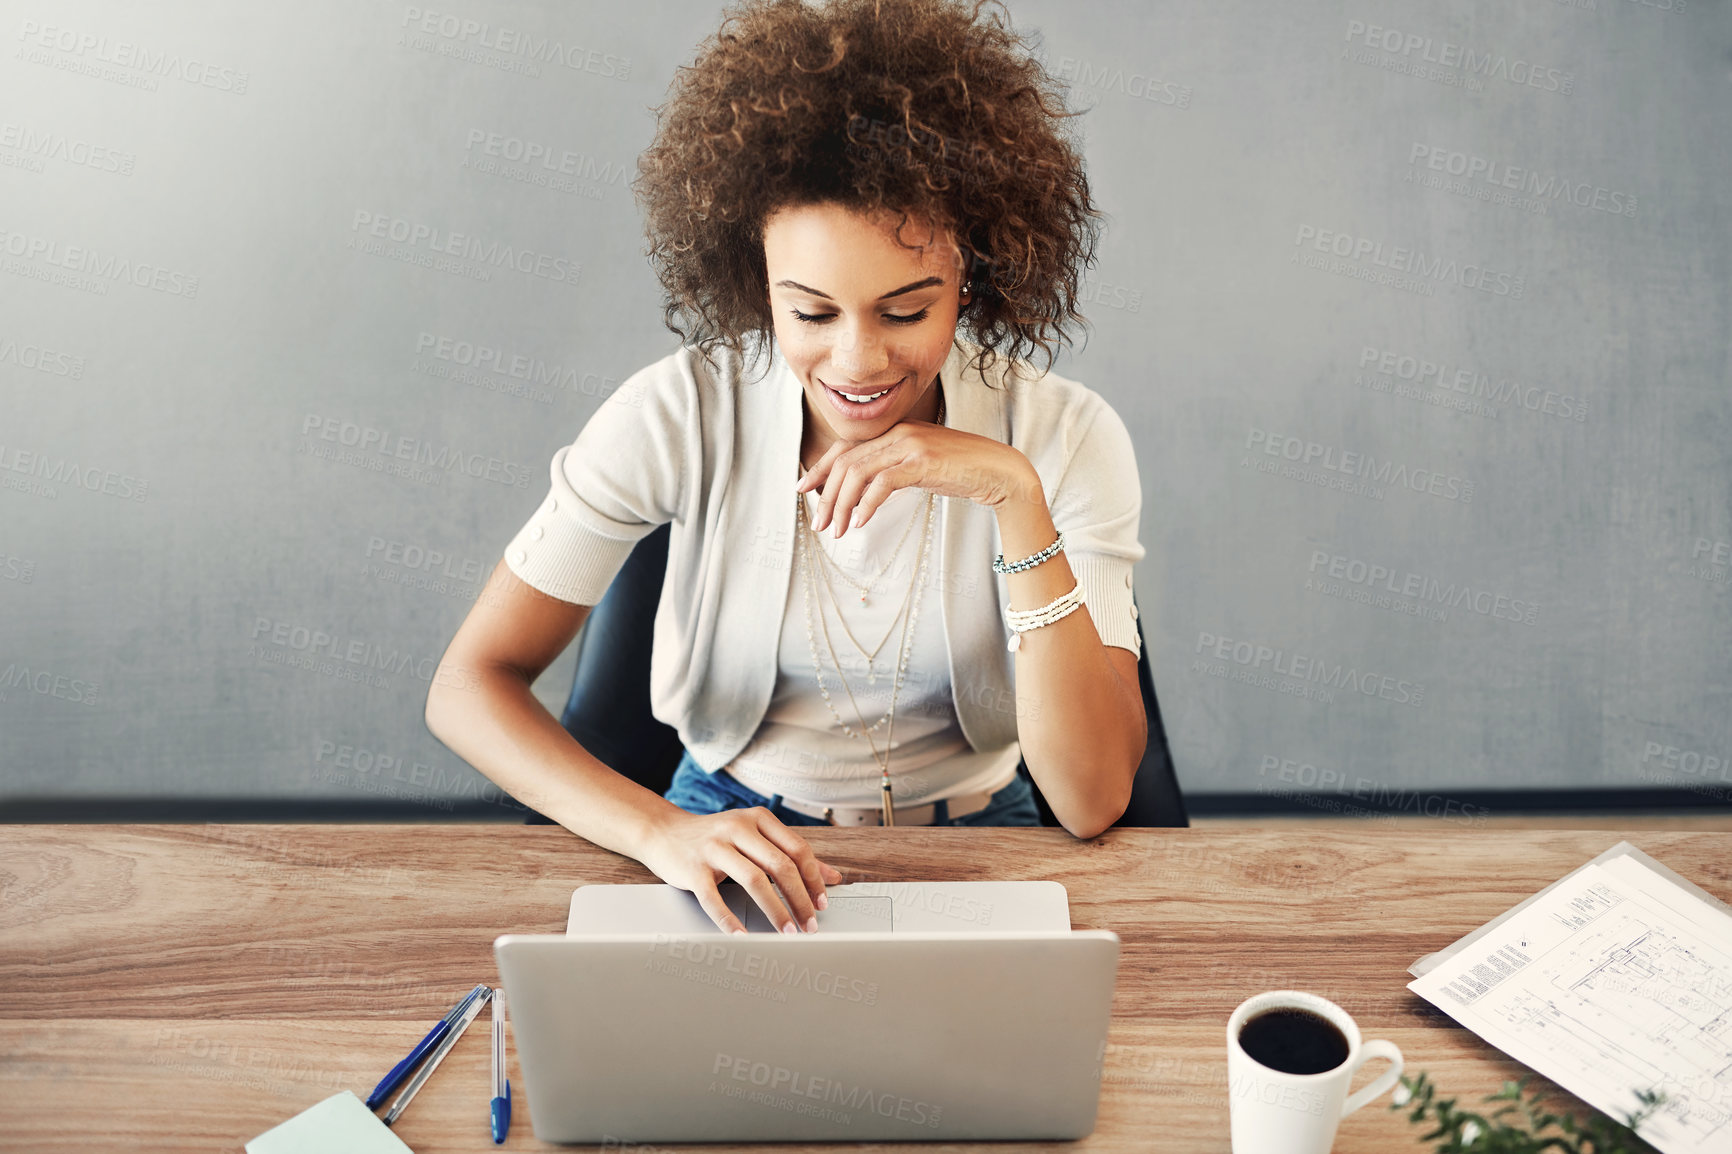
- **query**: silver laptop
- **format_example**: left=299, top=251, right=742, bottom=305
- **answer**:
left=495, top=881, right=1120, bottom=1143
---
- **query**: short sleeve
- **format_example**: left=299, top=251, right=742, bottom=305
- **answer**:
left=1049, top=400, right=1145, bottom=654
left=501, top=353, right=696, bottom=605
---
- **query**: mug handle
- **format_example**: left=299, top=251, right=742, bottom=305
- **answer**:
left=1340, top=1039, right=1404, bottom=1118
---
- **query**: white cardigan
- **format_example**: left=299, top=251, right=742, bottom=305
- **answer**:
left=502, top=336, right=1145, bottom=773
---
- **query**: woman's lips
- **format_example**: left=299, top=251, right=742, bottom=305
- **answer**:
left=821, top=375, right=904, bottom=421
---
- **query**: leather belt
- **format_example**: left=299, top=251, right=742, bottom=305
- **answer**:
left=721, top=770, right=994, bottom=827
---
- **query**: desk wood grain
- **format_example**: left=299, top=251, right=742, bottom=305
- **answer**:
left=2, top=825, right=1727, bottom=1152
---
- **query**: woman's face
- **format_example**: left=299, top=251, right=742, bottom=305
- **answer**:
left=763, top=202, right=965, bottom=458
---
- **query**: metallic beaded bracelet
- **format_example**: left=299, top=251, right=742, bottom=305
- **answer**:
left=993, top=531, right=1065, bottom=575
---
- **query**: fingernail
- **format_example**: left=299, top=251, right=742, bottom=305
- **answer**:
left=782, top=922, right=799, bottom=935
left=805, top=916, right=819, bottom=933
left=816, top=892, right=829, bottom=910
left=850, top=510, right=863, bottom=528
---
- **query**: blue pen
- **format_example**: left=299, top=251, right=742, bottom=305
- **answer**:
left=366, top=984, right=490, bottom=1109
left=491, top=987, right=511, bottom=1143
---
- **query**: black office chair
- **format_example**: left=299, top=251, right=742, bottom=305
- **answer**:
left=528, top=522, right=1188, bottom=827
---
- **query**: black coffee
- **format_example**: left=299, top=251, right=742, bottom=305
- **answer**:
left=1238, top=1007, right=1349, bottom=1075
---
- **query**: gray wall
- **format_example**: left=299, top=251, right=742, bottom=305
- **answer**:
left=2, top=0, right=1728, bottom=816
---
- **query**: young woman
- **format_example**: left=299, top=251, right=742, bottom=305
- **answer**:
left=426, top=0, right=1147, bottom=935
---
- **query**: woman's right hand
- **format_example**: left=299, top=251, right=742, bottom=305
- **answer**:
left=637, top=806, right=844, bottom=934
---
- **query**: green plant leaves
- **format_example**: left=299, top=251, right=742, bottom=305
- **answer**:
left=1389, top=1072, right=1666, bottom=1154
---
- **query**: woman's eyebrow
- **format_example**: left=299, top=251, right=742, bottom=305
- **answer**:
left=774, top=276, right=945, bottom=301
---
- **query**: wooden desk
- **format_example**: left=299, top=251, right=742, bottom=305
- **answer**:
left=2, top=825, right=1726, bottom=1152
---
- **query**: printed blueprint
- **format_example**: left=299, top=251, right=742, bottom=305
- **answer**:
left=1409, top=854, right=1732, bottom=1154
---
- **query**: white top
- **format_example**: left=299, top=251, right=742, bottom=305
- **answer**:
left=501, top=335, right=1144, bottom=776
left=724, top=482, right=1022, bottom=807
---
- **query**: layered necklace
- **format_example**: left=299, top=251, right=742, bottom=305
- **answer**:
left=794, top=391, right=943, bottom=824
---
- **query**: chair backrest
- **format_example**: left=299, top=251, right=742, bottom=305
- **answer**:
left=554, top=522, right=685, bottom=796
left=541, top=521, right=1188, bottom=828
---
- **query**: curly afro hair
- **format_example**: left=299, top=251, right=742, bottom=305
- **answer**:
left=634, top=0, right=1101, bottom=382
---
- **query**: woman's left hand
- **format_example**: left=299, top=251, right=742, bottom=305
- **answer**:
left=795, top=421, right=1039, bottom=537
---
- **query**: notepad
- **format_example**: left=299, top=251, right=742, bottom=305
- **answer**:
left=245, top=1090, right=414, bottom=1154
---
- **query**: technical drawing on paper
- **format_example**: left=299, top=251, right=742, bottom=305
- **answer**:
left=1479, top=900, right=1732, bottom=1146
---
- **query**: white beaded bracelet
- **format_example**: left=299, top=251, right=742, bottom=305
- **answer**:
left=1004, top=583, right=1085, bottom=651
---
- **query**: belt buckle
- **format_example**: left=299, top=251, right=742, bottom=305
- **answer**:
left=818, top=799, right=954, bottom=826
left=823, top=805, right=890, bottom=827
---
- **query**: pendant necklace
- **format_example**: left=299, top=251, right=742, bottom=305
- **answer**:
left=796, top=483, right=938, bottom=825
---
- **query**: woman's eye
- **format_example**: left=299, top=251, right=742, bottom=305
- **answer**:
left=788, top=307, right=932, bottom=326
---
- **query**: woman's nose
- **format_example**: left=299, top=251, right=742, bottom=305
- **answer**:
left=829, top=322, right=890, bottom=377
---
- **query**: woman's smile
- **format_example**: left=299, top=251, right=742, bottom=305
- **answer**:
left=820, top=374, right=907, bottom=421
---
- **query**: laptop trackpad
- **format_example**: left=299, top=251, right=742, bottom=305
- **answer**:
left=738, top=894, right=894, bottom=933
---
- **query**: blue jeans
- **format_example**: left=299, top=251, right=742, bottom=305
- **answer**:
left=663, top=751, right=1042, bottom=826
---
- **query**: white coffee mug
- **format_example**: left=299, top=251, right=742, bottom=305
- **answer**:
left=1226, top=990, right=1404, bottom=1154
